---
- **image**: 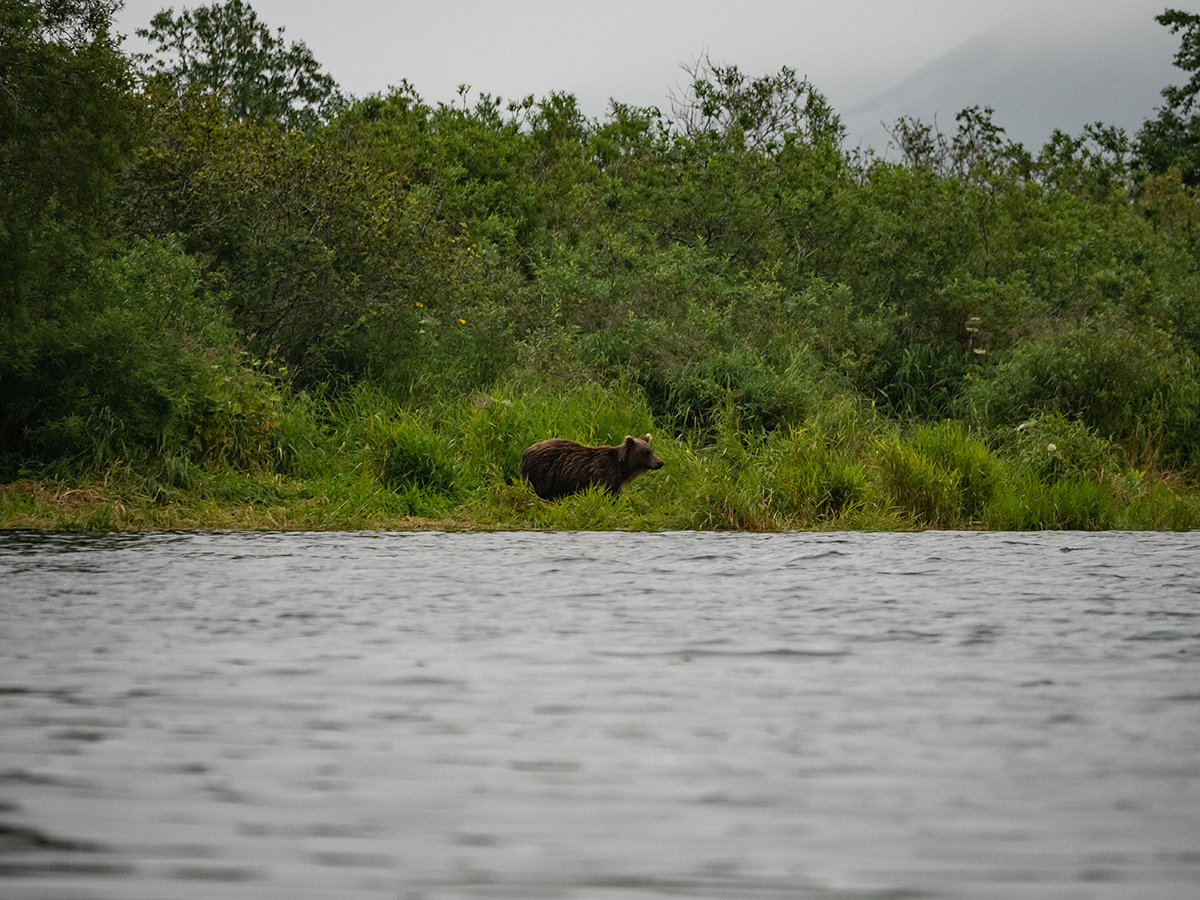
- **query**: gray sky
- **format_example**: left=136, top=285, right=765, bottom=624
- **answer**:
left=113, top=0, right=1183, bottom=151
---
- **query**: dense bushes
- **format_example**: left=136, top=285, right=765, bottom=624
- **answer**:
left=0, top=0, right=138, bottom=319
left=959, top=315, right=1200, bottom=467
left=5, top=1, right=1200, bottom=530
left=0, top=238, right=240, bottom=472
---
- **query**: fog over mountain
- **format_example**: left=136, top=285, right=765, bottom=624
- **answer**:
left=841, top=8, right=1179, bottom=153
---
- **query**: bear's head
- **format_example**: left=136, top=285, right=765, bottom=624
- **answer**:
left=618, top=434, right=664, bottom=483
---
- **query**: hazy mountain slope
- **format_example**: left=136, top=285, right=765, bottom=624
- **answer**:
left=842, top=10, right=1177, bottom=152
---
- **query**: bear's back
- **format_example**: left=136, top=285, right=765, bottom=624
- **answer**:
left=521, top=435, right=662, bottom=502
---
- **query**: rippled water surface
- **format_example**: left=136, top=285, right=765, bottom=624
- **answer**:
left=1, top=529, right=1199, bottom=899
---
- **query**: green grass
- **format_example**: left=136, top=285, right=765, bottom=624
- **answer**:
left=5, top=376, right=1197, bottom=532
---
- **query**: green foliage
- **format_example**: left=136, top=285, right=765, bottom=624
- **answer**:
left=0, top=236, right=294, bottom=477
left=1033, top=124, right=1135, bottom=201
left=760, top=425, right=873, bottom=522
left=1121, top=479, right=1200, bottom=530
left=958, top=316, right=1200, bottom=467
left=6, top=3, right=1200, bottom=530
left=887, top=105, right=1018, bottom=181
left=660, top=347, right=815, bottom=433
left=1135, top=9, right=1200, bottom=182
left=381, top=422, right=459, bottom=497
left=1152, top=9, right=1200, bottom=113
left=1, top=239, right=197, bottom=471
left=876, top=421, right=1004, bottom=527
left=994, top=413, right=1123, bottom=484
left=136, top=0, right=344, bottom=130
left=878, top=438, right=962, bottom=527
left=1137, top=105, right=1200, bottom=184
left=671, top=53, right=844, bottom=151
left=458, top=392, right=536, bottom=486
left=123, top=78, right=532, bottom=390
left=909, top=420, right=1004, bottom=518
left=988, top=476, right=1121, bottom=531
left=0, top=0, right=137, bottom=317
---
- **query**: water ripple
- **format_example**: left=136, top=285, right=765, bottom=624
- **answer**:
left=1, top=529, right=1198, bottom=899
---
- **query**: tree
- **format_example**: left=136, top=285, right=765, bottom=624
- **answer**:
left=886, top=105, right=1016, bottom=182
left=0, top=0, right=137, bottom=317
left=669, top=53, right=843, bottom=151
left=136, top=0, right=344, bottom=130
left=1135, top=8, right=1200, bottom=183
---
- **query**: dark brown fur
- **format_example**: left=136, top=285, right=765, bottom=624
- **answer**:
left=520, top=434, right=664, bottom=501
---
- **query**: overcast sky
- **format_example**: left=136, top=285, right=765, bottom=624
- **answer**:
left=113, top=0, right=1184, bottom=152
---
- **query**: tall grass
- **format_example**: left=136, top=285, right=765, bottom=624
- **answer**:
left=4, top=372, right=1198, bottom=532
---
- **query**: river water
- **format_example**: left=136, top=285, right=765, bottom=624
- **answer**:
left=1, top=529, right=1198, bottom=900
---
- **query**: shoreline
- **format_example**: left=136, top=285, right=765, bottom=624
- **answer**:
left=4, top=477, right=1196, bottom=533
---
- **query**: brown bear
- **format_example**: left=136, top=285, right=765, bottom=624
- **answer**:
left=520, top=434, right=664, bottom=501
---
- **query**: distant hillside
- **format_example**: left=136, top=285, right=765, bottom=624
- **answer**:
left=842, top=8, right=1177, bottom=152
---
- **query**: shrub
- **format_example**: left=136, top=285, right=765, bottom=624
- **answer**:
left=661, top=348, right=827, bottom=434
left=459, top=391, right=538, bottom=485
left=878, top=438, right=962, bottom=527
left=381, top=423, right=459, bottom=496
left=760, top=427, right=871, bottom=522
left=996, top=413, right=1122, bottom=484
left=908, top=419, right=1004, bottom=518
left=0, top=238, right=236, bottom=476
left=1120, top=480, right=1200, bottom=530
left=877, top=421, right=1003, bottom=526
left=959, top=314, right=1200, bottom=469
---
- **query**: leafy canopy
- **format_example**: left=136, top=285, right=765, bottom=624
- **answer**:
left=0, top=0, right=136, bottom=316
left=670, top=53, right=843, bottom=151
left=136, top=0, right=343, bottom=129
left=1136, top=8, right=1200, bottom=182
left=1156, top=8, right=1200, bottom=113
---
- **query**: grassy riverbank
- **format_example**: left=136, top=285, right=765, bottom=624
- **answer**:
left=4, top=380, right=1198, bottom=532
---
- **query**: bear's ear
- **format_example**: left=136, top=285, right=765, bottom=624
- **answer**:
left=622, top=435, right=635, bottom=445
left=641, top=433, right=652, bottom=443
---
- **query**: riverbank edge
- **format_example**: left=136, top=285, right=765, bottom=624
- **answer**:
left=3, top=476, right=1198, bottom=533
left=0, top=480, right=479, bottom=533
